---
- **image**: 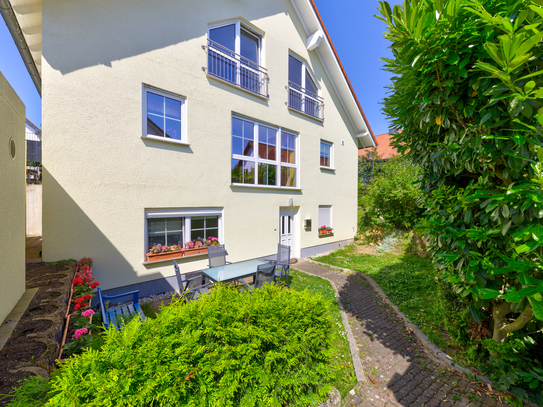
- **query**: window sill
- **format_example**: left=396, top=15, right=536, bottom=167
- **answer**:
left=141, top=135, right=190, bottom=147
left=142, top=252, right=207, bottom=266
left=230, top=183, right=302, bottom=192
left=318, top=232, right=334, bottom=237
left=206, top=73, right=269, bottom=101
left=287, top=106, right=324, bottom=123
left=320, top=166, right=335, bottom=172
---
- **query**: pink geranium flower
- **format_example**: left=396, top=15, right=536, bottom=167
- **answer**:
left=73, top=328, right=88, bottom=339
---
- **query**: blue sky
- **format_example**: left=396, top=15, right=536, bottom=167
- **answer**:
left=0, top=0, right=401, bottom=135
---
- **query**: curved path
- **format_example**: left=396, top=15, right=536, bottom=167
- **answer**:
left=294, top=259, right=511, bottom=407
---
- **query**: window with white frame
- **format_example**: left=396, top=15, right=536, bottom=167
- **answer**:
left=231, top=115, right=298, bottom=188
left=143, top=85, right=187, bottom=143
left=288, top=54, right=324, bottom=120
left=207, top=21, right=268, bottom=97
left=145, top=209, right=222, bottom=256
left=320, top=140, right=333, bottom=168
left=318, top=205, right=332, bottom=230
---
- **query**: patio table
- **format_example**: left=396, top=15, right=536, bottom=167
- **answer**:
left=202, top=259, right=267, bottom=284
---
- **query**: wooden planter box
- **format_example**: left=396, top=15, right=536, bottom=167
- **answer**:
left=184, top=247, right=208, bottom=257
left=146, top=249, right=185, bottom=262
left=58, top=311, right=93, bottom=362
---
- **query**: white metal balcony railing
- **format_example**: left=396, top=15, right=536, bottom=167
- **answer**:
left=204, top=39, right=269, bottom=98
left=287, top=81, right=324, bottom=120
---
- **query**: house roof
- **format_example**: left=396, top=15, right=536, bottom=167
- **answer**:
left=0, top=0, right=376, bottom=147
left=25, top=118, right=41, bottom=134
left=358, top=131, right=401, bottom=159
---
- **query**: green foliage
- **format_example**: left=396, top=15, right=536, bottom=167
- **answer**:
left=358, top=156, right=424, bottom=229
left=46, top=284, right=336, bottom=406
left=26, top=161, right=41, bottom=167
left=377, top=0, right=543, bottom=400
left=1, top=375, right=55, bottom=407
left=49, top=259, right=75, bottom=265
left=289, top=270, right=357, bottom=397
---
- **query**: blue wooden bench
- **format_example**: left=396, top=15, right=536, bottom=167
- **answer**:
left=97, top=287, right=146, bottom=330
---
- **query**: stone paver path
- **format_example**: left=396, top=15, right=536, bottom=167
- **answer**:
left=294, top=260, right=511, bottom=407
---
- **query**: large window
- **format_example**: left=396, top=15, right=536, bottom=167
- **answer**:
left=320, top=140, right=333, bottom=168
left=231, top=116, right=298, bottom=188
left=143, top=85, right=187, bottom=144
left=288, top=55, right=324, bottom=120
left=207, top=21, right=268, bottom=97
left=145, top=209, right=222, bottom=257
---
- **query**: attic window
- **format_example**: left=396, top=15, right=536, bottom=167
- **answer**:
left=206, top=21, right=268, bottom=98
left=287, top=55, right=324, bottom=120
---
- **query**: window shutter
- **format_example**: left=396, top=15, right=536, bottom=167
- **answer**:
left=318, top=206, right=332, bottom=228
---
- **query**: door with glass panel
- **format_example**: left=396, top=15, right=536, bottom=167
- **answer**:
left=279, top=207, right=296, bottom=248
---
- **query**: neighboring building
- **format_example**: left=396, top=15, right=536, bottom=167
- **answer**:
left=25, top=119, right=41, bottom=162
left=0, top=70, right=26, bottom=324
left=359, top=129, right=402, bottom=161
left=2, top=0, right=376, bottom=295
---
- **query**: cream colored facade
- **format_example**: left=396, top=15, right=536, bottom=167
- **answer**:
left=40, top=0, right=374, bottom=291
left=0, top=71, right=26, bottom=324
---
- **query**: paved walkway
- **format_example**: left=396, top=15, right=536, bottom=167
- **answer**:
left=294, top=260, right=511, bottom=407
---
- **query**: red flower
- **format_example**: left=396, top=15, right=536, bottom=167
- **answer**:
left=74, top=297, right=85, bottom=303
left=72, top=277, right=84, bottom=285
left=74, top=303, right=89, bottom=311
left=90, top=282, right=100, bottom=289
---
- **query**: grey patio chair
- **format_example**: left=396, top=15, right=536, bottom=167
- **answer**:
left=173, top=260, right=211, bottom=302
left=236, top=263, right=276, bottom=293
left=207, top=244, right=232, bottom=268
left=268, top=243, right=291, bottom=288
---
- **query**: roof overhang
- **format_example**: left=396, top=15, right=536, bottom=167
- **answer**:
left=0, top=0, right=42, bottom=96
left=289, top=0, right=376, bottom=148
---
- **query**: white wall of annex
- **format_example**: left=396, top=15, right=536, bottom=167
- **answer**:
left=42, top=0, right=360, bottom=290
left=0, top=71, right=26, bottom=324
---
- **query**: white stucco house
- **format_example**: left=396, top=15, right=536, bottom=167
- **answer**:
left=1, top=0, right=376, bottom=296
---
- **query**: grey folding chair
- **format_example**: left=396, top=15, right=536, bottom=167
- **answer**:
left=255, top=263, right=276, bottom=289
left=237, top=263, right=276, bottom=293
left=173, top=260, right=211, bottom=302
left=269, top=244, right=291, bottom=288
left=207, top=244, right=232, bottom=268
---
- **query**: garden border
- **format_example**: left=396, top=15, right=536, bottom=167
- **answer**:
left=293, top=267, right=366, bottom=383
left=306, top=258, right=494, bottom=386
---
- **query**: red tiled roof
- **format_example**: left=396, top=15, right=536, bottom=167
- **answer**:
left=358, top=132, right=401, bottom=159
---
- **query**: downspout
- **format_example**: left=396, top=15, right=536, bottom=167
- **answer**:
left=0, top=0, right=41, bottom=96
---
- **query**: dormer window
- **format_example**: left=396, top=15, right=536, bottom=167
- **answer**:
left=288, top=54, right=324, bottom=120
left=206, top=21, right=268, bottom=98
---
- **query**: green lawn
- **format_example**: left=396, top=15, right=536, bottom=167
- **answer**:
left=289, top=269, right=357, bottom=398
left=313, top=245, right=451, bottom=350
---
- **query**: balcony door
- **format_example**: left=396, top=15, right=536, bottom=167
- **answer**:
left=208, top=22, right=261, bottom=93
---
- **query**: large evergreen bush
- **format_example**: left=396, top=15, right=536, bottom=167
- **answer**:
left=45, top=284, right=336, bottom=407
left=377, top=0, right=543, bottom=402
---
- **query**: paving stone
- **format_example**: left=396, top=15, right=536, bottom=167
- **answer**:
left=293, top=260, right=517, bottom=407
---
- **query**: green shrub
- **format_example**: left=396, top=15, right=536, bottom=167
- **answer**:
left=359, top=156, right=423, bottom=229
left=46, top=284, right=336, bottom=407
left=1, top=375, right=54, bottom=406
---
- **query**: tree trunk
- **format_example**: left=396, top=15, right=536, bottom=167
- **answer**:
left=490, top=300, right=534, bottom=357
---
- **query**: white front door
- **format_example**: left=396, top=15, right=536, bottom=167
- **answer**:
left=279, top=207, right=295, bottom=248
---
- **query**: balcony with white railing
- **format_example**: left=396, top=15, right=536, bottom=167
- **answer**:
left=204, top=39, right=269, bottom=99
left=287, top=81, right=324, bottom=121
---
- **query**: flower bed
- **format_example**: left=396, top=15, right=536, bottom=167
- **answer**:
left=59, top=257, right=101, bottom=360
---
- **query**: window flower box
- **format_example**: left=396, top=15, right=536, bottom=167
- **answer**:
left=183, top=247, right=208, bottom=256
left=146, top=244, right=184, bottom=263
left=318, top=226, right=333, bottom=236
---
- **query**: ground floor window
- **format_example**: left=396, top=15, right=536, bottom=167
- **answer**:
left=145, top=209, right=223, bottom=256
left=318, top=205, right=332, bottom=229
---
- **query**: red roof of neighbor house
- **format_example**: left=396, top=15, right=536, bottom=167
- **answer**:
left=358, top=132, right=401, bottom=159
